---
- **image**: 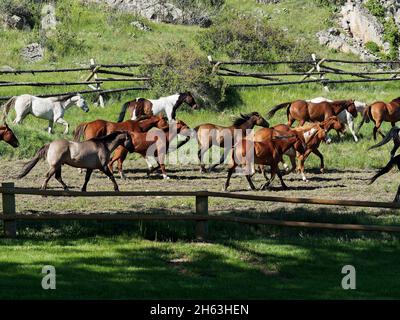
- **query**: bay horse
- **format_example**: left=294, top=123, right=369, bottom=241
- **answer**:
left=369, top=126, right=400, bottom=158
left=73, top=115, right=169, bottom=141
left=1, top=94, right=89, bottom=134
left=267, top=99, right=357, bottom=128
left=224, top=132, right=304, bottom=191
left=117, top=92, right=198, bottom=122
left=18, top=132, right=134, bottom=191
left=0, top=123, right=19, bottom=148
left=195, top=112, right=269, bottom=173
left=108, top=120, right=191, bottom=179
left=358, top=97, right=400, bottom=140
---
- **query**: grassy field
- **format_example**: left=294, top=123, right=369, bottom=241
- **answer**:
left=2, top=0, right=400, bottom=300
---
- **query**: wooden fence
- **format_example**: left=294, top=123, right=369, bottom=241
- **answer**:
left=208, top=55, right=400, bottom=91
left=2, top=182, right=400, bottom=240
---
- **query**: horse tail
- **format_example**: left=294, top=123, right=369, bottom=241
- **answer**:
left=368, top=127, right=399, bottom=151
left=118, top=101, right=131, bottom=122
left=73, top=122, right=88, bottom=142
left=267, top=102, right=291, bottom=119
left=369, top=155, right=400, bottom=184
left=17, top=144, right=50, bottom=179
left=0, top=96, right=16, bottom=122
left=356, top=105, right=371, bottom=133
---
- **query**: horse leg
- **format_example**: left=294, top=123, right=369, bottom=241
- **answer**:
left=224, top=165, right=236, bottom=191
left=312, top=149, right=325, bottom=173
left=198, top=145, right=209, bottom=173
left=101, top=166, right=119, bottom=191
left=56, top=118, right=69, bottom=135
left=109, top=148, right=128, bottom=180
left=245, top=174, right=256, bottom=191
left=47, top=120, right=54, bottom=134
left=81, top=169, right=93, bottom=192
left=348, top=116, right=358, bottom=142
left=41, top=166, right=58, bottom=190
left=54, top=167, right=68, bottom=191
left=298, top=149, right=312, bottom=181
left=209, top=151, right=227, bottom=172
left=276, top=164, right=288, bottom=190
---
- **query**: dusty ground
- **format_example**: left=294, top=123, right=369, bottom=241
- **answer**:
left=0, top=158, right=398, bottom=218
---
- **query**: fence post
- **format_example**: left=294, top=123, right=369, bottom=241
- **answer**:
left=195, top=194, right=208, bottom=241
left=88, top=58, right=104, bottom=108
left=2, top=182, right=16, bottom=238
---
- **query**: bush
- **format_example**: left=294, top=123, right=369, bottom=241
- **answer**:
left=197, top=10, right=292, bottom=63
left=364, top=0, right=385, bottom=21
left=0, top=0, right=41, bottom=29
left=365, top=41, right=380, bottom=54
left=383, top=17, right=400, bottom=60
left=140, top=41, right=226, bottom=108
left=172, top=0, right=225, bottom=27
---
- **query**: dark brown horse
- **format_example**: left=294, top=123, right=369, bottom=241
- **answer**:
left=267, top=99, right=357, bottom=127
left=108, top=120, right=191, bottom=179
left=0, top=123, right=19, bottom=148
left=358, top=97, right=400, bottom=140
left=195, top=112, right=269, bottom=173
left=73, top=115, right=169, bottom=142
left=224, top=132, right=304, bottom=191
left=117, top=92, right=198, bottom=122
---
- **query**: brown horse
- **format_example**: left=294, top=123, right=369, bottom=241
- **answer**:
left=117, top=92, right=198, bottom=122
left=0, top=123, right=19, bottom=148
left=359, top=97, right=400, bottom=140
left=108, top=120, right=191, bottom=180
left=18, top=132, right=134, bottom=191
left=224, top=132, right=304, bottom=191
left=73, top=115, right=169, bottom=142
left=267, top=99, right=357, bottom=127
left=254, top=116, right=344, bottom=181
left=195, top=112, right=269, bottom=173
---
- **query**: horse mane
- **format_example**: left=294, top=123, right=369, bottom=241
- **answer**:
left=233, top=112, right=259, bottom=127
left=391, top=97, right=400, bottom=103
left=50, top=94, right=76, bottom=102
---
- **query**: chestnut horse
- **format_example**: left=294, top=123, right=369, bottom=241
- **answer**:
left=224, top=132, right=304, bottom=191
left=73, top=115, right=169, bottom=141
left=195, top=112, right=269, bottom=173
left=108, top=120, right=191, bottom=179
left=358, top=97, right=400, bottom=140
left=254, top=116, right=344, bottom=179
left=267, top=99, right=357, bottom=127
left=0, top=123, right=19, bottom=148
left=117, top=92, right=198, bottom=122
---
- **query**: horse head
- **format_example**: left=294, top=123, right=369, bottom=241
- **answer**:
left=182, top=91, right=199, bottom=110
left=73, top=94, right=89, bottom=113
left=316, top=125, right=331, bottom=144
left=324, top=116, right=345, bottom=134
left=0, top=122, right=19, bottom=148
left=237, top=112, right=269, bottom=128
left=345, top=99, right=357, bottom=117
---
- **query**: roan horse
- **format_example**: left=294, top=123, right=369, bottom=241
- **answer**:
left=117, top=92, right=198, bottom=122
left=195, top=112, right=269, bottom=173
left=73, top=115, right=169, bottom=141
left=17, top=132, right=134, bottom=191
left=267, top=99, right=357, bottom=128
left=0, top=123, right=19, bottom=148
left=224, top=132, right=305, bottom=191
left=358, top=97, right=400, bottom=140
left=108, top=120, right=191, bottom=180
left=1, top=94, right=89, bottom=134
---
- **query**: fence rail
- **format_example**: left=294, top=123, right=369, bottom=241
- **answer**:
left=1, top=183, right=400, bottom=240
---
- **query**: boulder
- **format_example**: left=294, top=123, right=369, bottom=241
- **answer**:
left=41, top=3, right=57, bottom=37
left=130, top=20, right=151, bottom=31
left=21, top=43, right=44, bottom=63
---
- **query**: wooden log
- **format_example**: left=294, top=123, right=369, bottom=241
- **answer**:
left=1, top=182, right=16, bottom=238
left=96, top=77, right=150, bottom=82
left=195, top=195, right=209, bottom=241
left=0, top=81, right=100, bottom=87
left=97, top=69, right=149, bottom=77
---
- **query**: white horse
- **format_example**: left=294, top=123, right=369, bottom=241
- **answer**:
left=307, top=97, right=366, bottom=142
left=1, top=94, right=89, bottom=134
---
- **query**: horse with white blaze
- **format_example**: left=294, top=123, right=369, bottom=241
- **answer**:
left=0, top=94, right=89, bottom=134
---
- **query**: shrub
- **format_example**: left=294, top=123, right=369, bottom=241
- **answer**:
left=0, top=0, right=40, bottom=29
left=364, top=0, right=385, bottom=21
left=365, top=41, right=380, bottom=54
left=172, top=0, right=225, bottom=27
left=140, top=41, right=226, bottom=109
left=197, top=10, right=292, bottom=63
left=383, top=17, right=400, bottom=60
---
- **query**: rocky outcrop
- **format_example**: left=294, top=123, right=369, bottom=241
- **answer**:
left=40, top=3, right=57, bottom=38
left=21, top=43, right=44, bottom=63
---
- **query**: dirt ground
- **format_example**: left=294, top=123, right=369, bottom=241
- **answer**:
left=0, top=158, right=398, bottom=217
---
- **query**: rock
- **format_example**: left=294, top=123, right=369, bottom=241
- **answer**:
left=21, top=43, right=44, bottom=63
left=0, top=66, right=15, bottom=72
left=41, top=4, right=57, bottom=37
left=130, top=20, right=151, bottom=31
left=341, top=1, right=385, bottom=46
left=1, top=14, right=27, bottom=30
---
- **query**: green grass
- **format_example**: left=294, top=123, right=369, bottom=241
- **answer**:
left=1, top=235, right=400, bottom=299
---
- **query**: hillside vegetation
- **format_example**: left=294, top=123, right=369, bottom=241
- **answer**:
left=0, top=0, right=399, bottom=171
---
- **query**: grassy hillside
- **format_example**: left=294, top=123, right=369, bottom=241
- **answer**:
left=0, top=0, right=399, bottom=171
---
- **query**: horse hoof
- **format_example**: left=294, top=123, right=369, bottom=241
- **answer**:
left=163, top=175, right=170, bottom=180
left=320, top=168, right=325, bottom=173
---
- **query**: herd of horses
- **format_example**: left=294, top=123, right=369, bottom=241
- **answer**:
left=2, top=92, right=400, bottom=197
